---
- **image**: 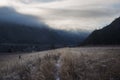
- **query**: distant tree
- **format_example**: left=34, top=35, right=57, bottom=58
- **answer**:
left=51, top=44, right=55, bottom=49
left=8, top=48, right=12, bottom=53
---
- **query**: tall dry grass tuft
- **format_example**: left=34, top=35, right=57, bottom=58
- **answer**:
left=0, top=48, right=120, bottom=80
left=0, top=53, right=61, bottom=80
left=60, top=53, right=89, bottom=80
left=34, top=53, right=60, bottom=80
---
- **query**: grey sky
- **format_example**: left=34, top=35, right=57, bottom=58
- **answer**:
left=0, top=0, right=120, bottom=31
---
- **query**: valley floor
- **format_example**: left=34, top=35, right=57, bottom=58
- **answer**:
left=0, top=47, right=120, bottom=80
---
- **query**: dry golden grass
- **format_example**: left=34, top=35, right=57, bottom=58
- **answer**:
left=0, top=47, right=120, bottom=80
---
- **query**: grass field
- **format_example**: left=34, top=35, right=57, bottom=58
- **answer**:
left=0, top=47, right=120, bottom=80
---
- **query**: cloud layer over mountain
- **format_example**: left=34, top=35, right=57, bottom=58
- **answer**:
left=0, top=0, right=120, bottom=31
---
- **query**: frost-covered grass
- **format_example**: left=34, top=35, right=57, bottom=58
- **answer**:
left=0, top=47, right=120, bottom=80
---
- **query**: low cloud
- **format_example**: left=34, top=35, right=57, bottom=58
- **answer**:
left=0, top=0, right=120, bottom=31
left=42, top=8, right=120, bottom=19
left=20, top=0, right=61, bottom=3
left=0, top=7, right=48, bottom=28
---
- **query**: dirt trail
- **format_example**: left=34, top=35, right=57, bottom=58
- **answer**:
left=55, top=55, right=61, bottom=80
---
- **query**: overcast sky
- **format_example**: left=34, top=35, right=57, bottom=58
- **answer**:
left=0, top=0, right=120, bottom=31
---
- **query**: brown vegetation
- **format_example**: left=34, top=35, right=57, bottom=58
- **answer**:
left=0, top=47, right=120, bottom=80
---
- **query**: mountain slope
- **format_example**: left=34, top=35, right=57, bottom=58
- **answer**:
left=83, top=17, right=120, bottom=45
left=0, top=7, right=89, bottom=52
left=0, top=22, right=54, bottom=44
left=0, top=21, right=88, bottom=52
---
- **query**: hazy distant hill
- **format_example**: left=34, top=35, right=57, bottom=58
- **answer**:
left=0, top=21, right=88, bottom=44
left=0, top=21, right=88, bottom=52
left=0, top=22, right=55, bottom=44
left=0, top=7, right=89, bottom=52
left=83, top=17, right=120, bottom=45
